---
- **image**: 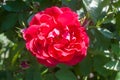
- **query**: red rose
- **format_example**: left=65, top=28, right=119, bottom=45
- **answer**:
left=22, top=6, right=89, bottom=67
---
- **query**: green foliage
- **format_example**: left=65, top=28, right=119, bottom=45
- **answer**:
left=0, top=0, right=120, bottom=80
left=55, top=69, right=77, bottom=80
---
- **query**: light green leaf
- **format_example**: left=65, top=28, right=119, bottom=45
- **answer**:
left=113, top=0, right=120, bottom=8
left=115, top=71, right=120, bottom=80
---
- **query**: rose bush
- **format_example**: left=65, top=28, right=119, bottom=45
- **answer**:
left=22, top=6, right=89, bottom=67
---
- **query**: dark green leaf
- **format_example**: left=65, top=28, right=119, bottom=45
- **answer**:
left=99, top=28, right=113, bottom=39
left=44, top=73, right=57, bottom=80
left=116, top=12, right=120, bottom=35
left=0, top=70, right=6, bottom=79
left=6, top=71, right=14, bottom=80
left=18, top=13, right=29, bottom=27
left=2, top=1, right=29, bottom=12
left=88, top=28, right=111, bottom=52
left=61, top=0, right=81, bottom=10
left=25, top=68, right=33, bottom=80
left=93, top=54, right=111, bottom=77
left=76, top=54, right=92, bottom=76
left=25, top=67, right=42, bottom=80
left=55, top=69, right=77, bottom=80
left=111, top=44, right=120, bottom=57
left=57, top=64, right=72, bottom=70
left=1, top=13, right=18, bottom=31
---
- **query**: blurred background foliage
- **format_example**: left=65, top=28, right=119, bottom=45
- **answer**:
left=0, top=0, right=120, bottom=80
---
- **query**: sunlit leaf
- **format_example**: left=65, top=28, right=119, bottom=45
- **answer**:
left=104, top=60, right=120, bottom=71
left=82, top=0, right=110, bottom=23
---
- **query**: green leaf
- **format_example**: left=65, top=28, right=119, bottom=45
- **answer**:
left=2, top=0, right=29, bottom=12
left=57, top=64, right=72, bottom=70
left=113, top=0, right=120, bottom=8
left=1, top=13, right=18, bottom=31
left=0, top=70, right=6, bottom=79
left=33, top=71, right=42, bottom=80
left=93, top=54, right=111, bottom=77
left=111, top=44, right=120, bottom=57
left=116, top=12, right=120, bottom=35
left=6, top=71, right=14, bottom=80
left=55, top=69, right=77, bottom=80
left=61, top=0, right=81, bottom=10
left=104, top=60, right=120, bottom=71
left=76, top=54, right=92, bottom=76
left=25, top=68, right=33, bottom=80
left=25, top=67, right=42, bottom=80
left=88, top=28, right=111, bottom=51
left=82, top=0, right=110, bottom=23
left=36, top=0, right=56, bottom=10
left=11, top=41, right=25, bottom=66
left=18, top=13, right=29, bottom=27
left=44, top=73, right=57, bottom=80
left=115, top=71, right=120, bottom=80
left=99, top=28, right=113, bottom=39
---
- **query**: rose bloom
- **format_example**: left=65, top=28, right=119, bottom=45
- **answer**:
left=22, top=6, right=89, bottom=67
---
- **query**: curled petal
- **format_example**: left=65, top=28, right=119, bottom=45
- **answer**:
left=48, top=45, right=75, bottom=62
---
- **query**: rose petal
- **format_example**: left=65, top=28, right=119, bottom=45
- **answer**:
left=23, top=25, right=39, bottom=41
left=44, top=6, right=63, bottom=18
left=37, top=57, right=58, bottom=67
left=48, top=45, right=75, bottom=62
left=57, top=12, right=78, bottom=26
left=60, top=7, right=72, bottom=12
left=29, top=12, right=41, bottom=26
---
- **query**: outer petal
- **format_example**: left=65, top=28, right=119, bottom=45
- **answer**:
left=44, top=6, right=63, bottom=18
left=64, top=52, right=86, bottom=65
left=57, top=12, right=78, bottom=26
left=23, top=25, right=39, bottom=42
left=60, top=7, right=72, bottom=12
left=37, top=57, right=58, bottom=67
left=29, top=12, right=42, bottom=26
